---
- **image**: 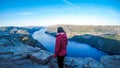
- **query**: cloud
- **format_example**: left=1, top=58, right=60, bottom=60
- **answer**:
left=62, top=0, right=80, bottom=9
left=17, top=12, right=33, bottom=15
left=104, top=9, right=120, bottom=17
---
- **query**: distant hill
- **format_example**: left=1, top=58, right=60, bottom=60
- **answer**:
left=0, top=26, right=43, bottom=35
left=47, top=25, right=120, bottom=41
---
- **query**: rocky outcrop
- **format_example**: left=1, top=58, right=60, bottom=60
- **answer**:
left=47, top=55, right=120, bottom=68
left=64, top=55, right=120, bottom=68
left=0, top=26, right=49, bottom=68
left=15, top=34, right=47, bottom=50
left=69, top=34, right=120, bottom=54
left=6, top=27, right=47, bottom=50
left=64, top=57, right=102, bottom=68
left=0, top=43, right=51, bottom=68
left=0, top=27, right=49, bottom=68
left=100, top=55, right=120, bottom=68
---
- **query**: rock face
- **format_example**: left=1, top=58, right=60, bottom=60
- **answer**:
left=0, top=36, right=49, bottom=68
left=69, top=34, right=120, bottom=54
left=8, top=27, right=47, bottom=50
left=0, top=27, right=50, bottom=68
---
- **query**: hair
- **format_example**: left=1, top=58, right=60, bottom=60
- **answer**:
left=57, top=27, right=65, bottom=33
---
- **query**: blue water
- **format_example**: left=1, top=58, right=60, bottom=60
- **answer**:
left=33, top=28, right=107, bottom=60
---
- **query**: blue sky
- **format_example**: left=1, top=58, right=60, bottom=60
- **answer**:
left=0, top=0, right=120, bottom=26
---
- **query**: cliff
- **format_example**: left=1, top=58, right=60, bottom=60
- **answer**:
left=69, top=34, right=120, bottom=54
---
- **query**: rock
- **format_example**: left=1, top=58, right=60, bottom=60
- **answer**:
left=16, top=29, right=29, bottom=35
left=20, top=63, right=49, bottom=68
left=22, top=36, right=29, bottom=41
left=101, top=55, right=120, bottom=68
left=0, top=38, right=10, bottom=47
left=10, top=28, right=18, bottom=34
left=81, top=57, right=101, bottom=68
left=64, top=57, right=102, bottom=68
left=81, top=34, right=93, bottom=39
left=64, top=57, right=83, bottom=67
left=0, top=41, right=41, bottom=60
left=48, top=62, right=58, bottom=68
left=0, top=53, right=13, bottom=60
left=16, top=34, right=47, bottom=50
left=29, top=50, right=53, bottom=65
left=0, top=37, right=18, bottom=47
left=88, top=59, right=101, bottom=68
left=10, top=55, right=25, bottom=60
left=0, top=46, right=14, bottom=54
left=2, top=26, right=120, bottom=68
left=0, top=27, right=7, bottom=31
left=33, top=40, right=47, bottom=50
left=0, top=60, right=15, bottom=67
left=0, top=31, right=10, bottom=37
left=14, top=59, right=33, bottom=65
left=0, top=58, right=45, bottom=68
left=0, top=26, right=51, bottom=68
left=98, top=64, right=105, bottom=68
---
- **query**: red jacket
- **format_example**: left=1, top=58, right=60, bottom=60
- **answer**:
left=54, top=32, right=68, bottom=58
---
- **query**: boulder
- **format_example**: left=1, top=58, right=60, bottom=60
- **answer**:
left=10, top=28, right=18, bottom=34
left=29, top=50, right=53, bottom=65
left=16, top=29, right=29, bottom=35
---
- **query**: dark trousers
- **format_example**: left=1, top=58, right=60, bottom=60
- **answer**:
left=57, top=55, right=65, bottom=68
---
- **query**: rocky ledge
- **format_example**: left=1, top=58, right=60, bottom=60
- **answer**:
left=0, top=27, right=120, bottom=68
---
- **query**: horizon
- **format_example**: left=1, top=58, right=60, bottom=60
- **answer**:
left=0, top=0, right=120, bottom=26
left=1, top=24, right=120, bottom=27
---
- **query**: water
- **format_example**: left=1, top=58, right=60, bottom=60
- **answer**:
left=33, top=28, right=107, bottom=60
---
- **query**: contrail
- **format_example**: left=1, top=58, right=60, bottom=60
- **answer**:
left=62, top=0, right=79, bottom=9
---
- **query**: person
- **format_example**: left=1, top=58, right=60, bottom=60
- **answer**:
left=53, top=27, right=68, bottom=68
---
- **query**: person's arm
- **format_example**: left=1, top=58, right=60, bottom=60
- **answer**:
left=54, top=35, right=61, bottom=58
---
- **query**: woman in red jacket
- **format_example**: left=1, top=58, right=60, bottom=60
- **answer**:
left=54, top=27, right=68, bottom=68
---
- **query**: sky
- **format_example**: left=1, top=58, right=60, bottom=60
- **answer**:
left=0, top=0, right=120, bottom=26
